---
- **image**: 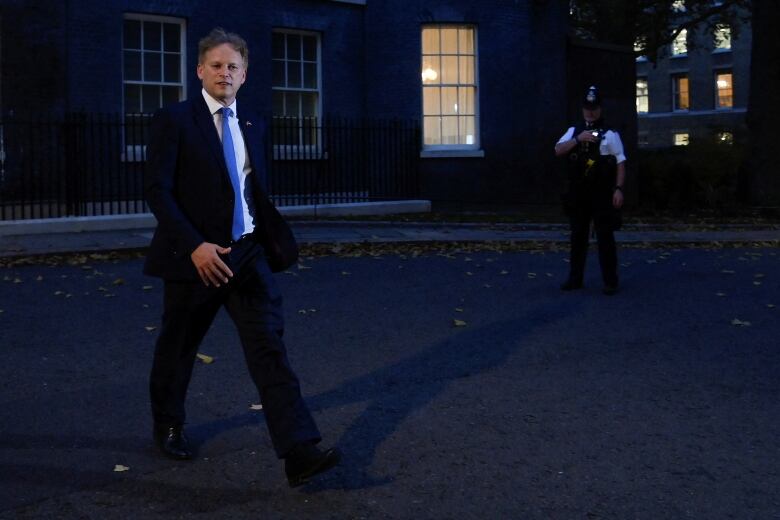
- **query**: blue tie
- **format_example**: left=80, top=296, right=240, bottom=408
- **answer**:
left=220, top=107, right=244, bottom=241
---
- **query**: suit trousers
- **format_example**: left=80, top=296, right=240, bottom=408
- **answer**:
left=567, top=201, right=618, bottom=287
left=149, top=238, right=320, bottom=458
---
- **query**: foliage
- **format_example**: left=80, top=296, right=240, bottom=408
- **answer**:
left=568, top=0, right=751, bottom=62
left=637, top=139, right=745, bottom=209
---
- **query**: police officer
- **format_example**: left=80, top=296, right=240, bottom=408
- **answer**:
left=555, top=86, right=626, bottom=295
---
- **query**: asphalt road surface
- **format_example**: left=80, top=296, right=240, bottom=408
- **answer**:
left=1, top=246, right=779, bottom=519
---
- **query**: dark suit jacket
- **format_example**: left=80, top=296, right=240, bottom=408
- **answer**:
left=144, top=95, right=271, bottom=281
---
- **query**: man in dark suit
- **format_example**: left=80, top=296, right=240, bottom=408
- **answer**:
left=144, top=27, right=340, bottom=487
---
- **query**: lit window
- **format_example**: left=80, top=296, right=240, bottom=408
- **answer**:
left=714, top=25, right=731, bottom=51
left=272, top=30, right=321, bottom=148
left=636, top=78, right=649, bottom=113
left=673, top=75, right=690, bottom=111
left=715, top=72, right=733, bottom=108
left=672, top=0, right=686, bottom=12
left=421, top=25, right=479, bottom=148
left=717, top=131, right=734, bottom=144
left=672, top=29, right=688, bottom=56
left=123, top=14, right=185, bottom=147
left=674, top=133, right=690, bottom=146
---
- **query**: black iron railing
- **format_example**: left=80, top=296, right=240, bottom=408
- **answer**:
left=0, top=113, right=420, bottom=220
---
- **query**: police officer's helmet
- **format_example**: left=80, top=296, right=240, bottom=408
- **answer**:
left=582, top=85, right=602, bottom=109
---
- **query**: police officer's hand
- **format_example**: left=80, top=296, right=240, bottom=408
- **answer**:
left=577, top=130, right=599, bottom=143
left=191, top=242, right=233, bottom=287
left=613, top=189, right=624, bottom=209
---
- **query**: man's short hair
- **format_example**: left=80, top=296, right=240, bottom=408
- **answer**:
left=198, top=27, right=249, bottom=67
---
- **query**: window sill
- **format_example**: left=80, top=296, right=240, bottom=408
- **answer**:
left=420, top=149, right=485, bottom=159
left=712, top=48, right=732, bottom=54
left=670, top=53, right=688, bottom=58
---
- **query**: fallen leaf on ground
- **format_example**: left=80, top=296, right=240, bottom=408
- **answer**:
left=716, top=292, right=726, bottom=297
left=527, top=273, right=537, bottom=278
left=112, top=278, right=125, bottom=286
left=767, top=304, right=776, bottom=308
left=500, top=270, right=509, bottom=275
left=196, top=353, right=214, bottom=364
left=465, top=272, right=473, bottom=276
left=113, top=465, right=129, bottom=472
left=453, top=319, right=467, bottom=327
left=145, top=326, right=157, bottom=332
left=455, top=307, right=464, bottom=312
left=54, top=291, right=64, bottom=296
left=721, top=269, right=735, bottom=274
left=341, top=271, right=351, bottom=275
left=731, top=318, right=751, bottom=327
left=250, top=404, right=263, bottom=410
left=142, top=285, right=154, bottom=290
left=297, top=264, right=312, bottom=270
left=483, top=284, right=492, bottom=288
left=754, top=274, right=765, bottom=278
left=753, top=281, right=762, bottom=286
left=13, top=278, right=22, bottom=283
left=36, top=275, right=43, bottom=281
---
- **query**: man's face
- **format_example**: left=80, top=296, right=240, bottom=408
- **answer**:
left=582, top=106, right=602, bottom=123
left=197, top=43, right=247, bottom=106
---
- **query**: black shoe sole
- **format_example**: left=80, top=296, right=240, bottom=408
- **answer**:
left=287, top=449, right=341, bottom=487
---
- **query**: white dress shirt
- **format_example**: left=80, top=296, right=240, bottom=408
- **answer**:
left=557, top=127, right=627, bottom=164
left=201, top=88, right=255, bottom=235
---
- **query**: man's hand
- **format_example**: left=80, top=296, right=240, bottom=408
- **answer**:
left=613, top=189, right=624, bottom=209
left=577, top=130, right=599, bottom=143
left=191, top=242, right=233, bottom=287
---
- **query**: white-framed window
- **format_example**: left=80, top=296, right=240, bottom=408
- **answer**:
left=672, top=75, right=690, bottom=111
left=674, top=132, right=690, bottom=146
left=636, top=78, right=649, bottom=113
left=715, top=71, right=733, bottom=109
left=671, top=29, right=688, bottom=56
left=672, top=0, right=687, bottom=12
left=272, top=29, right=321, bottom=156
left=421, top=24, right=479, bottom=151
left=713, top=24, right=731, bottom=52
left=122, top=14, right=186, bottom=155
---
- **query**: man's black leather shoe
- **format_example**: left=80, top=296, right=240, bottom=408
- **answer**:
left=153, top=424, right=192, bottom=460
left=560, top=279, right=583, bottom=291
left=285, top=443, right=341, bottom=487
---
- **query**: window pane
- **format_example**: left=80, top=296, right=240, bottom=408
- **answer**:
left=678, top=77, right=689, bottom=109
left=441, top=87, right=458, bottom=115
left=441, top=28, right=458, bottom=54
left=272, top=60, right=286, bottom=87
left=163, top=23, right=180, bottom=52
left=423, top=87, right=440, bottom=116
left=674, top=133, right=689, bottom=146
left=124, top=50, right=142, bottom=80
left=458, top=28, right=474, bottom=55
left=301, top=92, right=318, bottom=118
left=272, top=91, right=285, bottom=117
left=459, top=116, right=475, bottom=145
left=421, top=56, right=440, bottom=84
left=441, top=56, right=458, bottom=84
left=458, top=87, right=475, bottom=115
left=143, top=21, right=162, bottom=51
left=162, top=86, right=179, bottom=106
left=441, top=116, right=458, bottom=144
left=124, top=19, right=141, bottom=49
left=422, top=27, right=439, bottom=54
left=287, top=61, right=301, bottom=88
left=303, top=63, right=317, bottom=89
left=672, top=29, right=687, bottom=55
left=303, top=36, right=317, bottom=61
left=163, top=54, right=180, bottom=82
left=424, top=116, right=441, bottom=145
left=459, top=56, right=474, bottom=84
left=287, top=34, right=301, bottom=60
left=272, top=33, right=285, bottom=59
left=124, top=84, right=141, bottom=112
left=142, top=85, right=160, bottom=113
left=714, top=25, right=731, bottom=50
left=716, top=72, right=733, bottom=108
left=636, top=78, right=648, bottom=113
left=144, top=52, right=162, bottom=82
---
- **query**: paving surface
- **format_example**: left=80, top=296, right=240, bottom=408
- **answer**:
left=1, top=244, right=779, bottom=518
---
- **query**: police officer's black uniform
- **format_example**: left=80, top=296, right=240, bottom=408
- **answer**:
left=557, top=86, right=625, bottom=294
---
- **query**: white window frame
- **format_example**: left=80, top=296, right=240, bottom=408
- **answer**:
left=714, top=70, right=734, bottom=110
left=420, top=24, right=482, bottom=158
left=122, top=13, right=186, bottom=161
left=672, top=74, right=690, bottom=111
left=636, top=77, right=649, bottom=113
left=271, top=28, right=323, bottom=160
